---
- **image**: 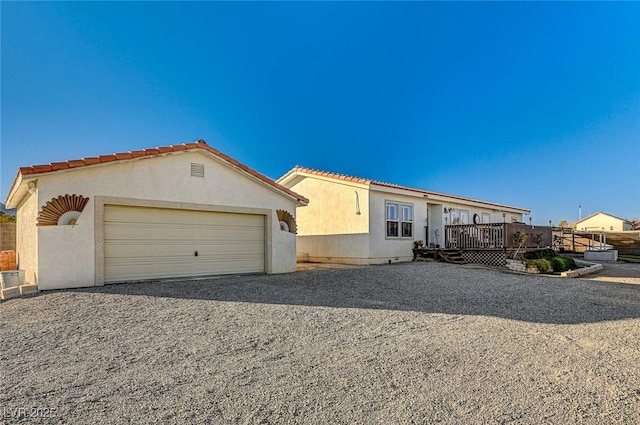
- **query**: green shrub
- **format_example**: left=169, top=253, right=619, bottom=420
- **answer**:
left=549, top=256, right=566, bottom=272
left=524, top=249, right=556, bottom=260
left=548, top=256, right=577, bottom=272
left=526, top=259, right=552, bottom=273
left=528, top=256, right=577, bottom=273
left=523, top=250, right=577, bottom=273
left=566, top=257, right=577, bottom=269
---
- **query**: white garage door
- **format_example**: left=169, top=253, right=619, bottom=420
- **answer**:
left=104, top=205, right=265, bottom=283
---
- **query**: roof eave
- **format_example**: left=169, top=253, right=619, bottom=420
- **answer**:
left=5, top=172, right=29, bottom=209
left=277, top=167, right=372, bottom=190
left=369, top=183, right=530, bottom=214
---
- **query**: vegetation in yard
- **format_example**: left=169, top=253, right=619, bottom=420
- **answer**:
left=0, top=211, right=16, bottom=223
left=548, top=256, right=577, bottom=272
left=523, top=249, right=577, bottom=273
left=526, top=259, right=553, bottom=273
left=524, top=249, right=556, bottom=260
left=619, top=255, right=640, bottom=264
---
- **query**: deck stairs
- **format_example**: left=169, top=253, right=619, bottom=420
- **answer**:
left=437, top=249, right=468, bottom=264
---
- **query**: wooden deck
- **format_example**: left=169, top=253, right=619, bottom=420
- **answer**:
left=445, top=223, right=553, bottom=250
left=412, top=248, right=468, bottom=264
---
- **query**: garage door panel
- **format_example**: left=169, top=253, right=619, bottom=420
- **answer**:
left=192, top=241, right=264, bottom=252
left=105, top=241, right=193, bottom=258
left=105, top=206, right=150, bottom=223
left=190, top=259, right=264, bottom=275
left=106, top=223, right=200, bottom=240
left=105, top=243, right=154, bottom=258
left=197, top=213, right=263, bottom=227
left=104, top=223, right=154, bottom=240
left=196, top=228, right=263, bottom=241
left=104, top=206, right=265, bottom=282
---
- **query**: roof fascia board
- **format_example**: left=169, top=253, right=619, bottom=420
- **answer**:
left=5, top=173, right=27, bottom=209
left=370, top=183, right=530, bottom=214
left=278, top=170, right=370, bottom=191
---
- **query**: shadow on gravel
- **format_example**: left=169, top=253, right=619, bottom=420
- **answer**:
left=71, top=263, right=640, bottom=325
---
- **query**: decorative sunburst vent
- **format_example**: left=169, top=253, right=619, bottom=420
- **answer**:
left=37, top=194, right=90, bottom=226
left=277, top=209, right=297, bottom=234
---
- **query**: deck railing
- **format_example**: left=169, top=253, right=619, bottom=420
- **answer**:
left=445, top=223, right=505, bottom=249
left=445, top=223, right=553, bottom=250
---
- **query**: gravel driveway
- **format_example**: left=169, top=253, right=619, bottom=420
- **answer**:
left=2, top=262, right=639, bottom=424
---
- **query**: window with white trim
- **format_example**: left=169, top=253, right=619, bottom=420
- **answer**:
left=386, top=203, right=399, bottom=237
left=386, top=202, right=413, bottom=237
left=459, top=210, right=469, bottom=225
left=402, top=205, right=413, bottom=237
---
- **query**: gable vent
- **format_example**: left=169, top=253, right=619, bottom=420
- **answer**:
left=190, top=163, right=205, bottom=178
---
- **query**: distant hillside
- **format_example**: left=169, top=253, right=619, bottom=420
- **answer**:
left=0, top=202, right=17, bottom=216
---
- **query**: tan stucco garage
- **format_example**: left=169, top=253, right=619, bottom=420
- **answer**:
left=4, top=140, right=308, bottom=290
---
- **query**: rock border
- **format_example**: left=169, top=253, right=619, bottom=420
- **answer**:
left=505, top=258, right=603, bottom=278
left=560, top=260, right=603, bottom=278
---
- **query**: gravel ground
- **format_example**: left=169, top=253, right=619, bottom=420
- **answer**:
left=1, top=262, right=639, bottom=424
left=583, top=261, right=640, bottom=285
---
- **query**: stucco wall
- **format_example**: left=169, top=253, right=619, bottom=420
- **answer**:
left=38, top=225, right=94, bottom=289
left=287, top=176, right=369, bottom=235
left=368, top=191, right=424, bottom=262
left=271, top=227, right=297, bottom=273
left=19, top=151, right=299, bottom=289
left=368, top=192, right=524, bottom=262
left=16, top=192, right=38, bottom=284
left=576, top=214, right=631, bottom=231
left=297, top=233, right=370, bottom=263
left=285, top=176, right=372, bottom=262
left=285, top=174, right=525, bottom=264
left=439, top=201, right=521, bottom=226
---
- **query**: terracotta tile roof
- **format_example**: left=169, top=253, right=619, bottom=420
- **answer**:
left=287, top=166, right=529, bottom=213
left=16, top=140, right=309, bottom=204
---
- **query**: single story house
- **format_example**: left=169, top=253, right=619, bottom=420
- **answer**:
left=4, top=140, right=308, bottom=290
left=277, top=166, right=530, bottom=264
left=572, top=212, right=633, bottom=232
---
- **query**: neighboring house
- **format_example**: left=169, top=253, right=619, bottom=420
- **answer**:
left=277, top=167, right=530, bottom=264
left=633, top=220, right=640, bottom=231
left=572, top=212, right=633, bottom=232
left=4, top=140, right=308, bottom=290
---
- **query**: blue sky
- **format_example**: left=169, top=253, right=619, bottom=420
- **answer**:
left=2, top=2, right=639, bottom=224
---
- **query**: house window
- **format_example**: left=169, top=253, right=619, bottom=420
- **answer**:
left=460, top=210, right=469, bottom=225
left=451, top=210, right=460, bottom=224
left=402, top=205, right=413, bottom=237
left=386, top=202, right=413, bottom=237
left=482, top=213, right=491, bottom=224
left=386, top=203, right=399, bottom=237
left=451, top=210, right=469, bottom=225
